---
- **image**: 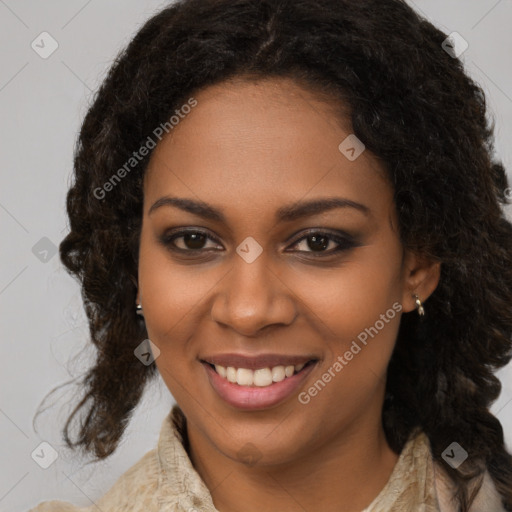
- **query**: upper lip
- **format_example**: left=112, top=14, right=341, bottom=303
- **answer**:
left=200, top=353, right=318, bottom=370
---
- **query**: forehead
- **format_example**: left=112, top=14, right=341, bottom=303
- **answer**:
left=143, top=77, right=392, bottom=222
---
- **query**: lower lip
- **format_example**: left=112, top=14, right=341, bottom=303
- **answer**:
left=202, top=362, right=317, bottom=410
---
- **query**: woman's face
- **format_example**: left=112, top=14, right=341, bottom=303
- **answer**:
left=138, top=77, right=438, bottom=467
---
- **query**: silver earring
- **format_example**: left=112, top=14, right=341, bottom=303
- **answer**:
left=413, top=294, right=425, bottom=316
left=136, top=303, right=144, bottom=316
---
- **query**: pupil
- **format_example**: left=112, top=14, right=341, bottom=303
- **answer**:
left=308, top=235, right=328, bottom=251
left=182, top=233, right=330, bottom=251
left=185, top=232, right=206, bottom=249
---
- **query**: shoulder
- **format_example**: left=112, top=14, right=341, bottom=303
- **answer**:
left=433, top=461, right=506, bottom=512
left=28, top=501, right=83, bottom=512
left=29, top=448, right=161, bottom=512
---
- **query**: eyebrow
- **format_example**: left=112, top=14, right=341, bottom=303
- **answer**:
left=148, top=195, right=370, bottom=222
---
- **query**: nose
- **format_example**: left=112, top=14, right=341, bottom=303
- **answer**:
left=210, top=251, right=298, bottom=337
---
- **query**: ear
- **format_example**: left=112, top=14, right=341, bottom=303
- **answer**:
left=400, top=249, right=441, bottom=313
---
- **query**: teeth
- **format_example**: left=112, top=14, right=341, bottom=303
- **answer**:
left=236, top=368, right=253, bottom=386
left=226, top=366, right=237, bottom=383
left=213, top=362, right=309, bottom=387
left=253, top=368, right=273, bottom=386
left=271, top=365, right=285, bottom=382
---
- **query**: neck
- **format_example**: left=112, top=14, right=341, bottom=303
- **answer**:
left=186, top=414, right=400, bottom=512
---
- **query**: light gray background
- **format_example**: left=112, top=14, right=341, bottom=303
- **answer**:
left=1, top=1, right=511, bottom=510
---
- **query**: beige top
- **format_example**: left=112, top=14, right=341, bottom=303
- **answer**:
left=29, top=405, right=506, bottom=512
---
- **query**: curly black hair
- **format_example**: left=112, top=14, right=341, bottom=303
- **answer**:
left=37, top=0, right=512, bottom=509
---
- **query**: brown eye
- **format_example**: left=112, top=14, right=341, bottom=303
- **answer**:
left=301, top=234, right=331, bottom=252
left=287, top=230, right=357, bottom=256
left=160, top=229, right=222, bottom=252
left=178, top=232, right=208, bottom=250
left=159, top=228, right=357, bottom=259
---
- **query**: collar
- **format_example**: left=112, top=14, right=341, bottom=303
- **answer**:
left=362, top=427, right=442, bottom=511
left=156, top=405, right=218, bottom=511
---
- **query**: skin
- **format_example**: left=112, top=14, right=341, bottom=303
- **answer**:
left=137, top=76, right=441, bottom=512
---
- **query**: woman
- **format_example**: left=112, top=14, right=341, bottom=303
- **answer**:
left=31, top=0, right=512, bottom=510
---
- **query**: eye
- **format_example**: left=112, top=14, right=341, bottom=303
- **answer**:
left=159, top=228, right=357, bottom=257
left=286, top=230, right=357, bottom=256
left=160, top=229, right=221, bottom=252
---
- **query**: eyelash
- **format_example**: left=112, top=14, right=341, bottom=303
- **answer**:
left=159, top=228, right=357, bottom=258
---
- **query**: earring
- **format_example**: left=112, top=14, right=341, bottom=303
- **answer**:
left=413, top=294, right=425, bottom=316
left=136, top=303, right=144, bottom=316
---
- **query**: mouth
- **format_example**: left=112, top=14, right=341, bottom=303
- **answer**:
left=200, top=354, right=319, bottom=410
left=201, top=359, right=317, bottom=387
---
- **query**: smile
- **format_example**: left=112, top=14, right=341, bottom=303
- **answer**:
left=200, top=355, right=318, bottom=410
left=208, top=362, right=310, bottom=387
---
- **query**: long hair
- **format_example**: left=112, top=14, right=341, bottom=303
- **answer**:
left=39, top=1, right=512, bottom=509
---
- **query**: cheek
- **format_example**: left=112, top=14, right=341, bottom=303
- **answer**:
left=329, top=269, right=401, bottom=348
left=137, top=239, right=206, bottom=400
left=137, top=230, right=227, bottom=370
left=298, top=270, right=402, bottom=419
left=290, top=243, right=403, bottom=389
left=290, top=253, right=402, bottom=343
left=137, top=232, right=200, bottom=348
